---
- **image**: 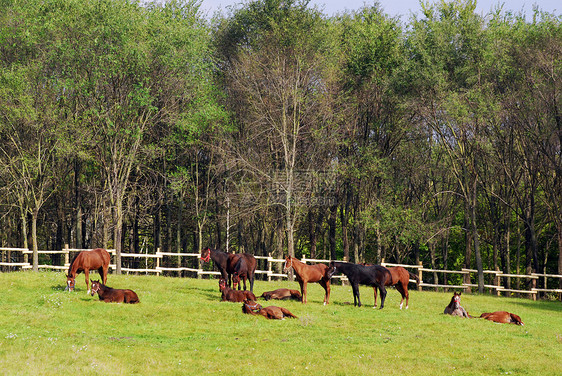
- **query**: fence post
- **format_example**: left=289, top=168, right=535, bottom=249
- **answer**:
left=268, top=254, right=272, bottom=282
left=418, top=261, right=423, bottom=291
left=64, top=244, right=69, bottom=268
left=531, top=277, right=537, bottom=301
left=495, top=267, right=501, bottom=296
left=156, top=247, right=160, bottom=274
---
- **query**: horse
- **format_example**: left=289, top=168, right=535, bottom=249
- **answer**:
left=65, top=248, right=110, bottom=294
left=242, top=299, right=298, bottom=320
left=230, top=254, right=257, bottom=292
left=327, top=261, right=391, bottom=309
left=219, top=278, right=256, bottom=302
left=443, top=292, right=471, bottom=318
left=283, top=256, right=331, bottom=305
left=260, top=288, right=302, bottom=301
left=90, top=279, right=139, bottom=304
left=479, top=311, right=524, bottom=325
left=369, top=265, right=420, bottom=309
left=201, top=247, right=257, bottom=292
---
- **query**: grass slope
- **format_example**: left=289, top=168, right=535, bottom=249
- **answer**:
left=0, top=271, right=560, bottom=375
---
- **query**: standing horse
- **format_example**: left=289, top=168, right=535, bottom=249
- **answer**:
left=242, top=299, right=298, bottom=319
left=230, top=254, right=257, bottom=292
left=327, top=261, right=391, bottom=309
left=200, top=247, right=257, bottom=292
left=90, top=280, right=139, bottom=304
left=479, top=311, right=524, bottom=325
left=66, top=248, right=110, bottom=294
left=283, top=256, right=331, bottom=304
left=444, top=292, right=471, bottom=318
left=369, top=265, right=419, bottom=309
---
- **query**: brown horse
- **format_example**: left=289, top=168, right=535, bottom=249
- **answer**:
left=260, top=288, right=302, bottom=301
left=372, top=266, right=420, bottom=309
left=230, top=254, right=257, bottom=292
left=444, top=292, right=471, bottom=318
left=242, top=299, right=298, bottom=320
left=90, top=280, right=139, bottom=304
left=201, top=247, right=257, bottom=292
left=66, top=248, right=110, bottom=294
left=219, top=278, right=256, bottom=302
left=479, top=311, right=524, bottom=325
left=283, top=256, right=331, bottom=304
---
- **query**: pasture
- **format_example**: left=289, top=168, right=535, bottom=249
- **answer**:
left=0, top=271, right=560, bottom=375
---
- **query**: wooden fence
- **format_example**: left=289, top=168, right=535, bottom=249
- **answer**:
left=1, top=247, right=561, bottom=300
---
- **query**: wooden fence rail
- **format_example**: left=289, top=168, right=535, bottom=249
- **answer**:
left=1, top=247, right=561, bottom=300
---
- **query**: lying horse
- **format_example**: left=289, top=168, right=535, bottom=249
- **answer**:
left=231, top=255, right=257, bottom=292
left=443, top=292, right=471, bottom=318
left=363, top=264, right=420, bottom=309
left=327, top=261, right=391, bottom=308
left=219, top=278, right=256, bottom=302
left=90, top=280, right=139, bottom=304
left=260, top=288, right=302, bottom=301
left=480, top=311, right=524, bottom=325
left=66, top=248, right=110, bottom=294
left=201, top=247, right=257, bottom=292
left=283, top=256, right=331, bottom=304
left=242, top=299, right=298, bottom=320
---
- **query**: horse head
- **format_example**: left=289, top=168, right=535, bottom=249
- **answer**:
left=450, top=292, right=461, bottom=309
left=65, top=274, right=75, bottom=292
left=326, top=261, right=337, bottom=278
left=218, top=278, right=227, bottom=291
left=232, top=273, right=241, bottom=289
left=90, top=279, right=101, bottom=296
left=509, top=313, right=524, bottom=326
left=242, top=299, right=262, bottom=314
left=283, top=256, right=293, bottom=273
left=200, top=247, right=211, bottom=263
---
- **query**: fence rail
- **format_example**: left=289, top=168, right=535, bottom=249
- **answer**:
left=1, top=247, right=561, bottom=300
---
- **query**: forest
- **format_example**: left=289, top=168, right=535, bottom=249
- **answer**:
left=0, top=0, right=561, bottom=292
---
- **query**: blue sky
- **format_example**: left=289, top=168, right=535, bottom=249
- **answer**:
left=198, top=0, right=560, bottom=20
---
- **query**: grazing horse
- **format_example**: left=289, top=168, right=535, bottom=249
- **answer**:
left=283, top=256, right=331, bottom=305
left=219, top=278, right=256, bottom=302
left=327, top=261, right=391, bottom=309
left=479, top=311, right=524, bottom=325
left=260, top=288, right=302, bottom=301
left=90, top=280, right=139, bottom=304
left=444, top=292, right=471, bottom=318
left=242, top=299, right=298, bottom=320
left=230, top=255, right=257, bottom=292
left=371, top=265, right=420, bottom=309
left=66, top=248, right=110, bottom=294
left=201, top=247, right=257, bottom=292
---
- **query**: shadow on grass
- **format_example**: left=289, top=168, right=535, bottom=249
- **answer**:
left=511, top=299, right=562, bottom=312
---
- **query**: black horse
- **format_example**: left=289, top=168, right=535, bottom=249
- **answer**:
left=327, top=261, right=391, bottom=309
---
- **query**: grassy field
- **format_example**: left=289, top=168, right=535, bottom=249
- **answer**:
left=0, top=271, right=560, bottom=375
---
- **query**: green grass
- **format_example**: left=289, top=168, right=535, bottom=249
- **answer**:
left=0, top=271, right=560, bottom=375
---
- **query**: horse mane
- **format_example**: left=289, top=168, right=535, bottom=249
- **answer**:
left=67, top=252, right=82, bottom=274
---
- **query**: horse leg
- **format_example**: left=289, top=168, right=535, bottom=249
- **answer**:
left=249, top=272, right=255, bottom=293
left=84, top=269, right=90, bottom=294
left=352, top=284, right=361, bottom=307
left=242, top=275, right=247, bottom=291
left=300, top=281, right=307, bottom=304
left=396, top=283, right=407, bottom=309
left=378, top=285, right=387, bottom=309
left=373, top=287, right=378, bottom=308
left=320, top=280, right=330, bottom=305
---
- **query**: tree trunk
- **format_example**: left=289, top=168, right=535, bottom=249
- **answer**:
left=31, top=209, right=39, bottom=272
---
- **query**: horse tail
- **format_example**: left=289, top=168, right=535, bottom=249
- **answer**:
left=408, top=271, right=420, bottom=285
